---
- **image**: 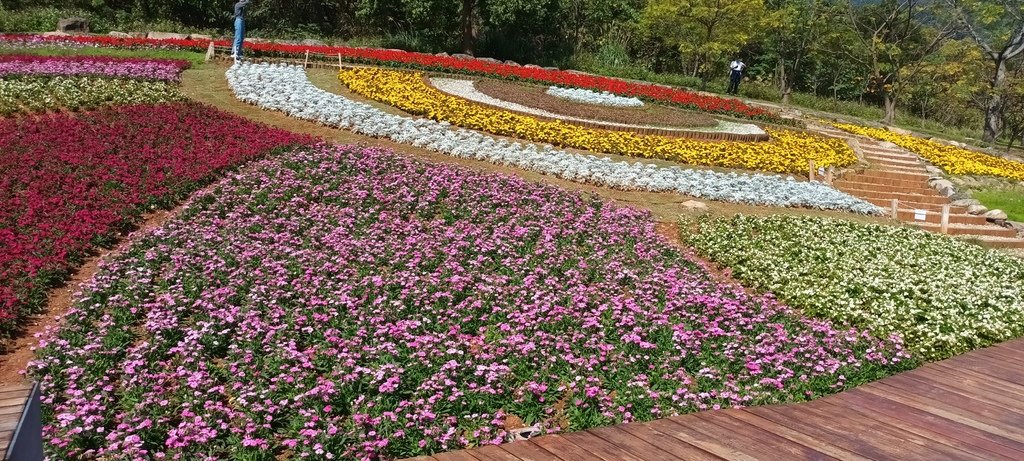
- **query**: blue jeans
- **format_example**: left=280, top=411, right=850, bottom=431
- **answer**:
left=233, top=16, right=245, bottom=58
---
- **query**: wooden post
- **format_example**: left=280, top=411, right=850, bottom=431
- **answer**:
left=809, top=160, right=816, bottom=181
left=338, top=52, right=343, bottom=70
left=940, top=204, right=950, bottom=234
left=891, top=199, right=899, bottom=218
left=304, top=50, right=310, bottom=68
left=825, top=168, right=834, bottom=185
left=205, top=41, right=215, bottom=62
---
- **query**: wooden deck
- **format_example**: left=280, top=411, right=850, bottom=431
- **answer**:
left=0, top=383, right=31, bottom=457
left=409, top=338, right=1024, bottom=461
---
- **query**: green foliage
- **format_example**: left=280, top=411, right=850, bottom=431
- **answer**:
left=683, top=214, right=1024, bottom=361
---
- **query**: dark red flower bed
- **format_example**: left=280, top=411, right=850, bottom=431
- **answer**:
left=0, top=102, right=310, bottom=326
left=0, top=33, right=781, bottom=122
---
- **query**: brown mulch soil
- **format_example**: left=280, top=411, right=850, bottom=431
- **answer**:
left=474, top=78, right=718, bottom=129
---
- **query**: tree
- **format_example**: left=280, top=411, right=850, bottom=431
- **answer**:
left=762, top=0, right=841, bottom=104
left=846, top=0, right=953, bottom=124
left=640, top=0, right=766, bottom=90
left=945, top=0, right=1024, bottom=143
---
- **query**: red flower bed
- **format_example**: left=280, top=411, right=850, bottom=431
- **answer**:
left=0, top=102, right=310, bottom=325
left=0, top=33, right=781, bottom=122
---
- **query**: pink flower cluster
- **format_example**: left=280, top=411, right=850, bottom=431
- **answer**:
left=0, top=55, right=190, bottom=81
left=0, top=103, right=309, bottom=326
left=31, top=144, right=910, bottom=460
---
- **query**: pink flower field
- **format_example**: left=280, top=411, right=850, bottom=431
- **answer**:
left=30, top=144, right=911, bottom=460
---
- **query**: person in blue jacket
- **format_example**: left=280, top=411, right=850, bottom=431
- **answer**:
left=232, top=0, right=251, bottom=63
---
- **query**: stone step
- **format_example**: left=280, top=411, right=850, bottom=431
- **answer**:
left=852, top=190, right=951, bottom=205
left=966, top=236, right=1024, bottom=249
left=838, top=175, right=931, bottom=190
left=864, top=197, right=955, bottom=212
left=910, top=222, right=1019, bottom=238
left=851, top=170, right=930, bottom=182
left=894, top=209, right=989, bottom=225
left=835, top=180, right=937, bottom=195
left=865, top=156, right=923, bottom=168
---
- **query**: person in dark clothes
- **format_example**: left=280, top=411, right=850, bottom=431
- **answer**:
left=232, top=0, right=251, bottom=63
left=727, top=58, right=746, bottom=95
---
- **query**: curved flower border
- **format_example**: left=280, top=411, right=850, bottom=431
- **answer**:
left=226, top=63, right=881, bottom=214
left=546, top=86, right=645, bottom=107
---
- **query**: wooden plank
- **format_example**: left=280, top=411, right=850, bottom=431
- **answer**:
left=0, top=389, right=30, bottom=401
left=467, top=445, right=522, bottom=461
left=909, top=366, right=1024, bottom=407
left=689, top=410, right=838, bottom=460
left=617, top=420, right=725, bottom=460
left=558, top=429, right=648, bottom=461
left=498, top=439, right=564, bottom=461
left=838, top=388, right=1024, bottom=459
left=877, top=375, right=1024, bottom=426
left=814, top=399, right=997, bottom=461
left=590, top=424, right=707, bottom=460
left=403, top=456, right=438, bottom=461
left=950, top=350, right=1024, bottom=378
left=929, top=362, right=1024, bottom=396
left=528, top=435, right=596, bottom=461
left=724, top=411, right=869, bottom=461
left=971, top=346, right=1024, bottom=365
left=645, top=416, right=760, bottom=461
left=0, top=396, right=29, bottom=408
left=750, top=404, right=956, bottom=460
left=858, top=384, right=1024, bottom=443
left=434, top=450, right=485, bottom=461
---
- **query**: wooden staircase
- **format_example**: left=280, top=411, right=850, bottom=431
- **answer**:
left=814, top=125, right=1024, bottom=249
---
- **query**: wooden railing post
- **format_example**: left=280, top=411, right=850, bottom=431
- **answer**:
left=809, top=160, right=816, bottom=181
left=941, top=204, right=950, bottom=234
left=303, top=50, right=310, bottom=68
left=891, top=199, right=899, bottom=218
left=205, top=41, right=215, bottom=62
left=338, top=52, right=343, bottom=70
left=825, top=168, right=834, bottom=185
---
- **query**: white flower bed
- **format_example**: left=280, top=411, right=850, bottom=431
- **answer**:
left=546, top=85, right=645, bottom=107
left=430, top=78, right=766, bottom=136
left=226, top=63, right=882, bottom=214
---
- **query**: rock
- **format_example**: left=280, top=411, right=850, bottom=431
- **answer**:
left=147, top=31, right=189, bottom=40
left=435, top=52, right=450, bottom=57
left=948, top=140, right=968, bottom=148
left=452, top=53, right=474, bottom=60
left=57, top=18, right=89, bottom=34
left=108, top=31, right=131, bottom=38
left=524, top=64, right=542, bottom=69
left=885, top=126, right=912, bottom=136
left=879, top=141, right=899, bottom=149
left=681, top=200, right=709, bottom=212
left=967, top=204, right=988, bottom=215
left=951, top=198, right=981, bottom=208
left=478, top=57, right=501, bottom=63
left=41, top=31, right=69, bottom=37
left=984, top=209, right=1009, bottom=220
left=925, top=165, right=944, bottom=175
left=543, top=66, right=559, bottom=71
left=504, top=60, right=520, bottom=66
left=930, top=179, right=954, bottom=192
left=189, top=34, right=213, bottom=41
left=509, top=425, right=542, bottom=442
left=129, top=32, right=147, bottom=38
left=298, top=38, right=324, bottom=46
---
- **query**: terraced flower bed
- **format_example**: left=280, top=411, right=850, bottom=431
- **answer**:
left=30, top=144, right=910, bottom=459
left=0, top=76, right=184, bottom=115
left=835, top=123, right=1024, bottom=181
left=0, top=102, right=307, bottom=326
left=0, top=33, right=782, bottom=122
left=0, top=54, right=189, bottom=81
left=229, top=63, right=879, bottom=214
left=473, top=78, right=717, bottom=128
left=339, top=67, right=854, bottom=174
left=682, top=215, right=1024, bottom=361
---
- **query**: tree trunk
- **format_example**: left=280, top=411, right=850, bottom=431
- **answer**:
left=883, top=92, right=897, bottom=125
left=983, top=59, right=1007, bottom=143
left=782, top=81, right=793, bottom=105
left=460, top=0, right=476, bottom=55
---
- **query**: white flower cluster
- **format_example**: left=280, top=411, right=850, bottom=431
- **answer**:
left=226, top=63, right=882, bottom=214
left=684, top=215, right=1024, bottom=361
left=546, top=85, right=645, bottom=107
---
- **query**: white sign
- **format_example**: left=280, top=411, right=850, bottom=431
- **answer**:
left=913, top=209, right=928, bottom=221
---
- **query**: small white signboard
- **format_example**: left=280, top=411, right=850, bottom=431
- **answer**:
left=913, top=209, right=928, bottom=221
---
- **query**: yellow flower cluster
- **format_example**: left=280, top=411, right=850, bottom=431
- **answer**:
left=339, top=68, right=857, bottom=174
left=834, top=123, right=1024, bottom=181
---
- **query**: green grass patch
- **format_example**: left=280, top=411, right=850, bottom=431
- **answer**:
left=972, top=188, right=1024, bottom=222
left=0, top=46, right=206, bottom=68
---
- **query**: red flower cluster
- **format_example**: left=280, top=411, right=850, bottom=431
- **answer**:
left=0, top=33, right=780, bottom=122
left=0, top=103, right=310, bottom=325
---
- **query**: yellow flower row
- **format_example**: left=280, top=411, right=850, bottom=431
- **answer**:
left=834, top=123, right=1024, bottom=181
left=338, top=68, right=857, bottom=174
